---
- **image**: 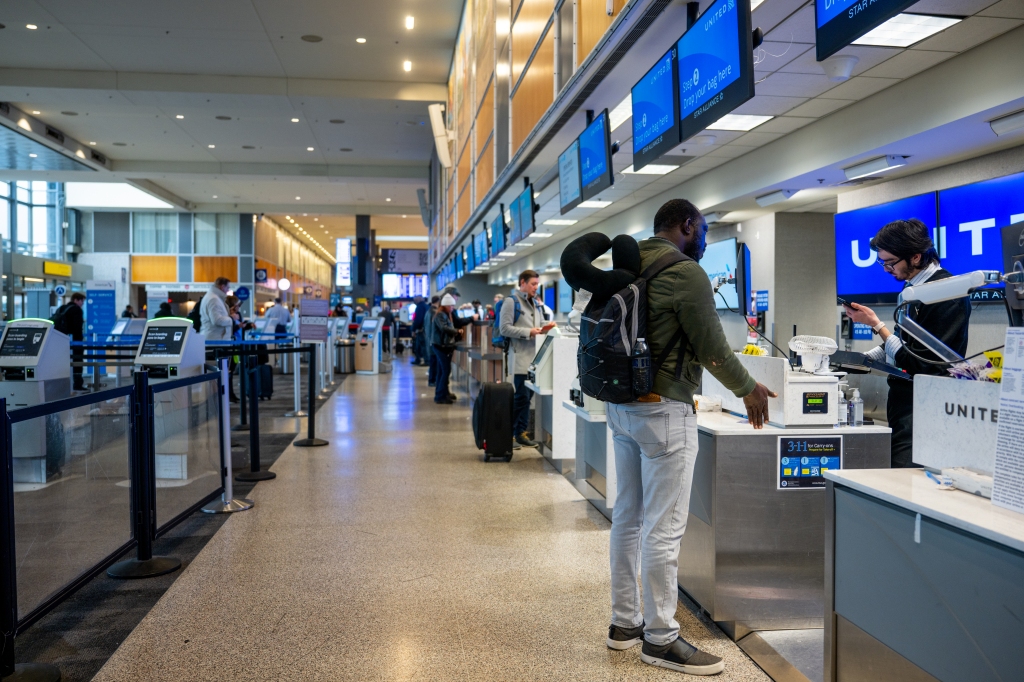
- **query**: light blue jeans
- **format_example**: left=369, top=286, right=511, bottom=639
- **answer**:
left=607, top=398, right=698, bottom=645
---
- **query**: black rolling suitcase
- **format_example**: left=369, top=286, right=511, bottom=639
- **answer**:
left=257, top=364, right=274, bottom=400
left=472, top=382, right=514, bottom=462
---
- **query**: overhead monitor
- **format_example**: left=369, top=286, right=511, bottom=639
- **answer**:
left=632, top=46, right=680, bottom=171
left=815, top=0, right=918, bottom=61
left=700, top=237, right=739, bottom=310
left=335, top=238, right=352, bottom=287
left=518, top=186, right=535, bottom=241
left=558, top=139, right=583, bottom=214
left=455, top=248, right=465, bottom=279
left=475, top=230, right=489, bottom=267
left=677, top=0, right=755, bottom=143
left=508, top=194, right=523, bottom=245
left=342, top=295, right=353, bottom=305
left=490, top=210, right=507, bottom=257
left=382, top=273, right=403, bottom=299
left=835, top=192, right=937, bottom=304
left=0, top=326, right=47, bottom=358
left=467, top=238, right=476, bottom=272
left=580, top=109, right=613, bottom=201
left=139, top=325, right=187, bottom=358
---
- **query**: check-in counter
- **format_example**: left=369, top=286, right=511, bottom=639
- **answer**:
left=562, top=399, right=614, bottom=517
left=824, top=469, right=1024, bottom=682
left=525, top=335, right=578, bottom=473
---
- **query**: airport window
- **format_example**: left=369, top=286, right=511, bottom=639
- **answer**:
left=194, top=213, right=240, bottom=255
left=132, top=212, right=177, bottom=253
left=10, top=181, right=61, bottom=259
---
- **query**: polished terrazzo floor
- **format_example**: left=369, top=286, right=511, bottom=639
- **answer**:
left=93, top=361, right=770, bottom=681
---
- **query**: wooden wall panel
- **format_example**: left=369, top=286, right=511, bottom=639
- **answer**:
left=194, top=256, right=239, bottom=283
left=131, top=255, right=177, bottom=283
left=576, top=0, right=626, bottom=68
left=457, top=137, right=473, bottom=214
left=475, top=137, right=494, bottom=207
left=476, top=80, right=494, bottom=152
left=474, top=0, right=494, bottom=103
left=511, top=25, right=553, bottom=153
left=511, top=0, right=552, bottom=86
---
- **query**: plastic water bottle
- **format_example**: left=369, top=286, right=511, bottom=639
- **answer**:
left=837, top=386, right=848, bottom=427
left=848, top=388, right=864, bottom=427
left=632, top=337, right=651, bottom=396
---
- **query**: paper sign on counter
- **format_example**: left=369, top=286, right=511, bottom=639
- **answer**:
left=992, top=328, right=1024, bottom=515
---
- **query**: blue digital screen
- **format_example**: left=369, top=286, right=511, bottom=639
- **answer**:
left=778, top=436, right=842, bottom=489
left=700, top=238, right=738, bottom=310
left=816, top=0, right=919, bottom=60
left=938, top=171, right=1023, bottom=276
left=508, top=198, right=523, bottom=246
left=544, top=284, right=556, bottom=311
left=580, top=110, right=612, bottom=200
left=558, top=139, right=582, bottom=214
left=475, top=231, right=488, bottom=266
left=490, top=214, right=506, bottom=257
left=632, top=47, right=679, bottom=171
left=678, top=0, right=741, bottom=122
left=834, top=193, right=937, bottom=303
left=518, top=186, right=535, bottom=240
left=466, top=242, right=475, bottom=272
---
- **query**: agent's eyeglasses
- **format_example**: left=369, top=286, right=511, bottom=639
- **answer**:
left=876, top=256, right=904, bottom=271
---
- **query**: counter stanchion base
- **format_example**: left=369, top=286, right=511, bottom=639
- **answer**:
left=201, top=496, right=254, bottom=514
left=294, top=437, right=328, bottom=447
left=234, top=470, right=276, bottom=482
left=1, top=662, right=62, bottom=682
left=106, top=556, right=182, bottom=580
left=284, top=410, right=308, bottom=417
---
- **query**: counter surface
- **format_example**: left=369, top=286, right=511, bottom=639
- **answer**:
left=826, top=468, right=1024, bottom=554
left=695, top=410, right=891, bottom=436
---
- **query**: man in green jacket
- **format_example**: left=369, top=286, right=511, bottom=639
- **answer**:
left=605, top=199, right=775, bottom=676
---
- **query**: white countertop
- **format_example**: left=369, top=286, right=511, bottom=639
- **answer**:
left=561, top=400, right=606, bottom=422
left=696, top=410, right=891, bottom=436
left=525, top=380, right=553, bottom=396
left=826, top=469, right=1024, bottom=554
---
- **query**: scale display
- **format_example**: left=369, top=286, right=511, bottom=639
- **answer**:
left=558, top=139, right=583, bottom=214
left=677, top=0, right=754, bottom=143
left=580, top=109, right=613, bottom=201
left=140, top=326, right=187, bottom=357
left=0, top=327, right=47, bottom=357
left=632, top=46, right=680, bottom=171
left=777, top=436, right=843, bottom=489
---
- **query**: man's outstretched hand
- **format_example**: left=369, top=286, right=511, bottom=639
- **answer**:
left=742, top=382, right=778, bottom=429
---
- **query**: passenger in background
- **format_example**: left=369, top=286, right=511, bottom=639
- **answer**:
left=200, top=277, right=234, bottom=341
left=410, top=295, right=427, bottom=366
left=500, top=269, right=556, bottom=447
left=843, top=218, right=970, bottom=469
left=381, top=302, right=395, bottom=354
left=264, top=297, right=292, bottom=336
left=424, top=296, right=440, bottom=386
left=431, top=293, right=476, bottom=404
left=53, top=292, right=86, bottom=391
left=154, top=302, right=174, bottom=318
left=121, top=305, right=137, bottom=319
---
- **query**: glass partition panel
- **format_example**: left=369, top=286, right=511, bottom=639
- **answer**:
left=12, top=395, right=132, bottom=620
left=152, top=379, right=221, bottom=529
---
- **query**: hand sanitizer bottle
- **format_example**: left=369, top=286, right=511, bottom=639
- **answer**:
left=849, top=388, right=864, bottom=427
left=837, top=385, right=848, bottom=427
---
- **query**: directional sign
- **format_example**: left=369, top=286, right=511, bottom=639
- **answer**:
left=235, top=286, right=250, bottom=301
left=315, top=289, right=322, bottom=298
left=54, top=284, right=67, bottom=297
left=304, top=285, right=313, bottom=295
left=255, top=269, right=267, bottom=283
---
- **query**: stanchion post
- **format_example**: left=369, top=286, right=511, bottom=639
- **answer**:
left=203, top=359, right=253, bottom=513
left=232, top=344, right=249, bottom=431
left=235, top=353, right=276, bottom=482
left=108, top=371, right=181, bottom=580
left=294, top=344, right=328, bottom=447
left=285, top=338, right=306, bottom=418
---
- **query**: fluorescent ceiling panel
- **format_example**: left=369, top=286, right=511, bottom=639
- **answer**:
left=375, top=235, right=428, bottom=242
left=543, top=219, right=577, bottom=226
left=579, top=200, right=613, bottom=208
left=706, top=115, right=773, bottom=132
left=852, top=14, right=961, bottom=48
left=609, top=94, right=633, bottom=131
left=623, top=164, right=679, bottom=175
left=65, top=182, right=173, bottom=209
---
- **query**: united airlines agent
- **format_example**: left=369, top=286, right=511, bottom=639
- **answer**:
left=843, top=218, right=971, bottom=468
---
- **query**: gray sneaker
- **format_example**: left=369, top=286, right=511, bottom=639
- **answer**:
left=606, top=622, right=644, bottom=650
left=640, top=637, right=724, bottom=675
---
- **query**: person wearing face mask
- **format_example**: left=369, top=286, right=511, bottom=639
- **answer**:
left=843, top=218, right=971, bottom=469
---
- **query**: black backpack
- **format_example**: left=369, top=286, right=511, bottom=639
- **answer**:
left=578, top=251, right=691, bottom=404
left=50, top=303, right=72, bottom=334
left=188, top=295, right=203, bottom=332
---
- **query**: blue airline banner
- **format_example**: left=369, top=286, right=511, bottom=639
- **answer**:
left=938, top=171, right=1024, bottom=276
left=508, top=198, right=523, bottom=246
left=834, top=193, right=936, bottom=302
left=631, top=47, right=679, bottom=171
left=816, top=0, right=919, bottom=61
left=86, top=287, right=117, bottom=336
left=580, top=111, right=612, bottom=200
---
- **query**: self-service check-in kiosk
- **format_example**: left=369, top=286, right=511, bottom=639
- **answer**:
left=355, top=317, right=381, bottom=375
left=133, top=318, right=206, bottom=480
left=0, top=319, right=71, bottom=483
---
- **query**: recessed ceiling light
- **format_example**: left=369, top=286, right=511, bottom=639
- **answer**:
left=386, top=198, right=392, bottom=202
left=89, top=141, right=96, bottom=145
left=531, top=232, right=553, bottom=238
left=499, top=251, right=517, bottom=257
left=291, top=118, right=300, bottom=123
left=403, top=60, right=412, bottom=72
left=307, top=146, right=315, bottom=151
left=852, top=13, right=961, bottom=48
left=843, top=155, right=907, bottom=180
left=26, top=24, right=37, bottom=30
left=301, top=34, right=323, bottom=43
left=303, top=213, right=308, bottom=216
left=31, top=110, right=40, bottom=115
left=212, top=195, right=218, bottom=198
left=356, top=37, right=366, bottom=44
left=544, top=219, right=578, bottom=226
left=208, top=144, right=215, bottom=148
left=28, top=153, right=37, bottom=158
left=285, top=215, right=291, bottom=220
left=295, top=196, right=301, bottom=200
left=405, top=16, right=415, bottom=29
left=579, top=200, right=613, bottom=208
left=623, top=164, right=679, bottom=175
left=176, top=114, right=184, bottom=119
left=706, top=115, right=773, bottom=131
left=313, top=218, right=318, bottom=221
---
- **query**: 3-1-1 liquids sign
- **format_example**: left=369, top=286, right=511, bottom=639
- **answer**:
left=777, top=436, right=842, bottom=489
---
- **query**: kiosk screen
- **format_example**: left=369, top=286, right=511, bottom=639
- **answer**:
left=140, top=326, right=187, bottom=357
left=777, top=436, right=842, bottom=489
left=0, top=327, right=47, bottom=357
left=360, top=319, right=380, bottom=332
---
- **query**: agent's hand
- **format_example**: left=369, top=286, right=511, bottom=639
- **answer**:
left=844, top=302, right=880, bottom=328
left=529, top=327, right=543, bottom=337
left=742, top=382, right=778, bottom=429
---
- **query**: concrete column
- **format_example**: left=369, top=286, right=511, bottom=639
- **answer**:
left=352, top=215, right=377, bottom=304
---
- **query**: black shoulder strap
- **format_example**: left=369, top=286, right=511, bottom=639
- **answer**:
left=642, top=251, right=694, bottom=380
